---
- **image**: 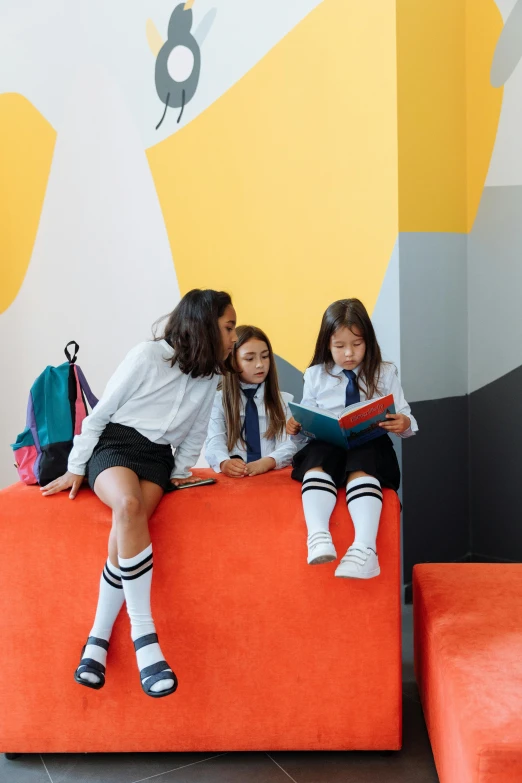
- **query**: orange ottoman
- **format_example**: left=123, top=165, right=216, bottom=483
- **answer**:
left=0, top=468, right=401, bottom=754
left=414, top=564, right=522, bottom=783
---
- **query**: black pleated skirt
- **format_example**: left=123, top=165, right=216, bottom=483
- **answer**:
left=86, top=423, right=174, bottom=490
left=291, top=433, right=400, bottom=490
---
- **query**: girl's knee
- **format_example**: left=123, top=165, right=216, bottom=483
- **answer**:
left=347, top=470, right=374, bottom=482
left=114, top=494, right=144, bottom=523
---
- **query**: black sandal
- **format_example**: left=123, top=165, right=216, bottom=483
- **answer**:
left=134, top=633, right=178, bottom=698
left=74, top=636, right=109, bottom=690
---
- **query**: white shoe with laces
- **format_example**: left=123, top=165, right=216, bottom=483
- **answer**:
left=334, top=542, right=380, bottom=579
left=307, top=531, right=337, bottom=565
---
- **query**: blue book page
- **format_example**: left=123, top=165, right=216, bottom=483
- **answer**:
left=288, top=402, right=346, bottom=449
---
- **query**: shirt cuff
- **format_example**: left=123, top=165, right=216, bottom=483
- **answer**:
left=208, top=452, right=231, bottom=474
left=266, top=452, right=284, bottom=470
left=170, top=468, right=193, bottom=480
left=67, top=461, right=86, bottom=476
left=399, top=426, right=416, bottom=439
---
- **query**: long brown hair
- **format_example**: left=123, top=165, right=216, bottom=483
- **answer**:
left=309, top=299, right=384, bottom=399
left=154, top=289, right=233, bottom=378
left=221, top=325, right=286, bottom=451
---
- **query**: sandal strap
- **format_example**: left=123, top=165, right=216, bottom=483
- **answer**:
left=134, top=633, right=158, bottom=652
left=78, top=658, right=106, bottom=674
left=86, top=636, right=109, bottom=651
left=76, top=665, right=106, bottom=682
left=142, top=670, right=176, bottom=691
left=140, top=660, right=170, bottom=680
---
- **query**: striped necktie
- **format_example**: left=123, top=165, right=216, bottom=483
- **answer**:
left=241, top=387, right=262, bottom=462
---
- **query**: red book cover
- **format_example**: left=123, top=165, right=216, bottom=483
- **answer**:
left=339, top=394, right=395, bottom=431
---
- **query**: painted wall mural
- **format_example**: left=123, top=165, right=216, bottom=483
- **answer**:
left=0, top=0, right=400, bottom=488
left=2, top=0, right=521, bottom=597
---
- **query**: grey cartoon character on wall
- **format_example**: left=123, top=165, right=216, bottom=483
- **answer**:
left=147, top=0, right=217, bottom=129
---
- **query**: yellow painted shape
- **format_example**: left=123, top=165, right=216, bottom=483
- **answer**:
left=148, top=0, right=399, bottom=372
left=397, top=0, right=502, bottom=233
left=146, top=19, right=164, bottom=57
left=466, top=0, right=503, bottom=230
left=0, top=94, right=56, bottom=314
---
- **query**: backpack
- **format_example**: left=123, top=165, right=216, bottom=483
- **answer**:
left=11, top=341, right=98, bottom=486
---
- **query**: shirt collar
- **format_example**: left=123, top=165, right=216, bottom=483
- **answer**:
left=332, top=363, right=361, bottom=377
left=240, top=380, right=265, bottom=392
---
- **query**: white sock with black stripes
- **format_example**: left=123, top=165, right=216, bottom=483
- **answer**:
left=119, top=544, right=175, bottom=695
left=302, top=470, right=338, bottom=536
left=79, top=559, right=125, bottom=685
left=345, top=475, right=383, bottom=551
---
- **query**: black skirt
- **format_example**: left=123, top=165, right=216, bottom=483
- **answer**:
left=291, top=433, right=400, bottom=490
left=86, top=423, right=174, bottom=491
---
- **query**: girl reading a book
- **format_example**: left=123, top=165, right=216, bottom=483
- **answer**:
left=205, top=325, right=297, bottom=477
left=40, top=290, right=237, bottom=697
left=287, top=299, right=417, bottom=579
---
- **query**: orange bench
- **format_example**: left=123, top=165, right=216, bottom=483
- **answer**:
left=414, top=564, right=522, bottom=783
left=0, top=468, right=401, bottom=753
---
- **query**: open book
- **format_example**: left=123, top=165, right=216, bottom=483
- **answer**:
left=289, top=394, right=396, bottom=450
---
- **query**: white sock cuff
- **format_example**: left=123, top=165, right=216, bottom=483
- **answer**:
left=346, top=476, right=382, bottom=504
left=103, top=559, right=123, bottom=589
left=302, top=471, right=337, bottom=497
left=119, top=544, right=153, bottom=581
left=106, top=559, right=121, bottom=577
left=118, top=544, right=152, bottom=569
left=347, top=475, right=381, bottom=490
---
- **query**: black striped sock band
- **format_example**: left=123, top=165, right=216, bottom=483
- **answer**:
left=103, top=560, right=123, bottom=589
left=120, top=551, right=153, bottom=581
left=346, top=482, right=383, bottom=504
left=302, top=476, right=337, bottom=498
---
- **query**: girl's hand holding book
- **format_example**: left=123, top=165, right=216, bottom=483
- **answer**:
left=379, top=413, right=411, bottom=434
left=286, top=416, right=302, bottom=435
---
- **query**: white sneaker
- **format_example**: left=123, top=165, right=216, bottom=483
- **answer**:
left=334, top=543, right=380, bottom=579
left=307, top=531, right=337, bottom=565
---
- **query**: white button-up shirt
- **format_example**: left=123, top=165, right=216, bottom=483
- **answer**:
left=205, top=382, right=298, bottom=472
left=293, top=361, right=418, bottom=443
left=67, top=340, right=219, bottom=479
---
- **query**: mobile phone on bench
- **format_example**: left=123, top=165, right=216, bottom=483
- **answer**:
left=173, top=478, right=216, bottom=490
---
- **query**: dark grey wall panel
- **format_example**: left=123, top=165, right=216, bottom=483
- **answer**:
left=402, top=395, right=470, bottom=594
left=470, top=364, right=522, bottom=561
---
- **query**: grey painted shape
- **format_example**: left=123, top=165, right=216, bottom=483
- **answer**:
left=194, top=8, right=217, bottom=47
left=155, top=5, right=201, bottom=111
left=399, top=232, right=468, bottom=403
left=275, top=355, right=304, bottom=402
left=468, top=185, right=522, bottom=392
left=491, top=0, right=522, bottom=86
left=469, top=362, right=522, bottom=561
left=372, top=238, right=401, bottom=372
left=402, top=395, right=470, bottom=590
left=496, top=0, right=520, bottom=23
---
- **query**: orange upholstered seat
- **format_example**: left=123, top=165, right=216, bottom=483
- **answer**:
left=414, top=564, right=522, bottom=783
left=0, top=468, right=401, bottom=753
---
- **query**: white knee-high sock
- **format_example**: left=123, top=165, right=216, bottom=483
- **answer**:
left=346, top=476, right=383, bottom=551
left=119, top=544, right=175, bottom=694
left=302, top=471, right=338, bottom=537
left=80, top=559, right=125, bottom=685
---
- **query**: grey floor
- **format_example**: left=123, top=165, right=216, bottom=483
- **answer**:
left=1, top=607, right=439, bottom=783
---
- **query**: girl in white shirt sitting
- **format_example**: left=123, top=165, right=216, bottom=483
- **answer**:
left=41, top=289, right=237, bottom=698
left=287, top=298, right=417, bottom=580
left=205, top=325, right=296, bottom=478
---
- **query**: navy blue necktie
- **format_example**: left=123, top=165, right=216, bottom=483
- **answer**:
left=242, top=387, right=262, bottom=462
left=343, top=370, right=360, bottom=407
